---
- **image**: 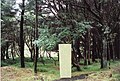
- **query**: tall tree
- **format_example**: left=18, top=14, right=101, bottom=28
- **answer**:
left=20, top=0, right=25, bottom=68
left=1, top=0, right=18, bottom=60
left=34, top=0, right=39, bottom=73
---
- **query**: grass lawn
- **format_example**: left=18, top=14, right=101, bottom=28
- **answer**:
left=1, top=57, right=120, bottom=81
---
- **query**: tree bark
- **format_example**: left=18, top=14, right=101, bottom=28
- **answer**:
left=11, top=43, right=14, bottom=60
left=20, top=0, right=25, bottom=68
left=84, top=33, right=87, bottom=65
left=92, top=34, right=96, bottom=62
left=25, top=42, right=33, bottom=61
left=11, top=42, right=15, bottom=60
left=72, top=39, right=81, bottom=71
left=118, top=26, right=120, bottom=59
left=74, top=38, right=83, bottom=62
left=115, top=26, right=120, bottom=59
left=100, top=39, right=104, bottom=68
left=6, top=42, right=9, bottom=59
left=109, top=42, right=113, bottom=59
left=88, top=29, right=91, bottom=65
left=1, top=47, right=5, bottom=61
left=72, top=51, right=81, bottom=71
left=107, top=41, right=110, bottom=61
left=34, top=0, right=39, bottom=73
left=101, top=39, right=107, bottom=68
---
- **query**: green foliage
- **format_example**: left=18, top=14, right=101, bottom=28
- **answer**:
left=33, top=26, right=60, bottom=51
left=1, top=40, right=7, bottom=47
left=1, top=0, right=19, bottom=42
left=73, top=21, right=91, bottom=37
left=33, top=21, right=91, bottom=51
left=1, top=0, right=17, bottom=18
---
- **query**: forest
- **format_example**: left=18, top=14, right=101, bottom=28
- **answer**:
left=1, top=0, right=120, bottom=81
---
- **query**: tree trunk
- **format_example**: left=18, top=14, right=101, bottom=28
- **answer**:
left=92, top=34, right=96, bottom=62
left=72, top=51, right=81, bottom=71
left=57, top=52, right=59, bottom=61
left=100, top=39, right=104, bottom=68
left=109, top=42, right=113, bottom=60
left=1, top=48, right=5, bottom=61
left=72, top=39, right=81, bottom=71
left=30, top=36, right=34, bottom=61
left=20, top=0, right=25, bottom=68
left=84, top=34, right=87, bottom=65
left=115, top=23, right=120, bottom=59
left=6, top=42, right=9, bottom=59
left=74, top=38, right=83, bottom=62
left=101, top=39, right=107, bottom=68
left=30, top=49, right=33, bottom=61
left=118, top=23, right=120, bottom=59
left=25, top=42, right=33, bottom=61
left=34, top=0, right=39, bottom=73
left=88, top=29, right=91, bottom=65
left=112, top=42, right=115, bottom=61
left=107, top=41, right=110, bottom=61
left=11, top=43, right=14, bottom=60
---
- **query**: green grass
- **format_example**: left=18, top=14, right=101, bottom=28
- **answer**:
left=1, top=58, right=120, bottom=81
left=2, top=58, right=120, bottom=73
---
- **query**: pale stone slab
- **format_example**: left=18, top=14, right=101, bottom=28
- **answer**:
left=59, top=44, right=71, bottom=78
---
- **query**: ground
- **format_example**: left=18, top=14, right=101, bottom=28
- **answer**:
left=1, top=58, right=120, bottom=81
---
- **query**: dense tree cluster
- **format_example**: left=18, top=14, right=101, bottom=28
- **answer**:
left=1, top=0, right=120, bottom=72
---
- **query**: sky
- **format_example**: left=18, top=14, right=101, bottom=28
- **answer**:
left=15, top=0, right=54, bottom=17
left=16, top=0, right=22, bottom=3
left=14, top=0, right=28, bottom=16
left=16, top=0, right=24, bottom=4
left=16, top=0, right=28, bottom=4
left=13, top=0, right=23, bottom=16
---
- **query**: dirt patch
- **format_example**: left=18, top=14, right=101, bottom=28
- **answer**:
left=112, top=66, right=120, bottom=74
left=54, top=74, right=88, bottom=81
left=1, top=66, right=58, bottom=81
left=1, top=66, right=34, bottom=81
